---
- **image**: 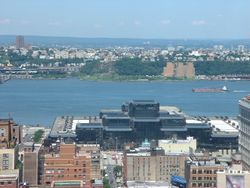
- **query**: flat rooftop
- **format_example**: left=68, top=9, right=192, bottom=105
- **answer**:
left=131, top=100, right=158, bottom=105
left=126, top=152, right=151, bottom=157
left=160, top=106, right=184, bottom=115
left=209, top=120, right=238, bottom=133
left=127, top=181, right=170, bottom=188
left=186, top=119, right=203, bottom=124
left=50, top=116, right=101, bottom=137
left=159, top=136, right=196, bottom=144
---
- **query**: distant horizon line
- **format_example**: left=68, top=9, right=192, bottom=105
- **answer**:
left=1, top=34, right=250, bottom=41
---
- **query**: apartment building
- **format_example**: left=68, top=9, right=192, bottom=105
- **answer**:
left=185, top=156, right=226, bottom=188
left=124, top=148, right=187, bottom=183
left=0, top=147, right=18, bottom=170
left=42, top=142, right=96, bottom=188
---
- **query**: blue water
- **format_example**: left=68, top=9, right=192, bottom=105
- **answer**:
left=0, top=79, right=250, bottom=127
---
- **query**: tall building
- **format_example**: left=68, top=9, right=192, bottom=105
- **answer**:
left=16, top=35, right=25, bottom=49
left=239, top=95, right=250, bottom=170
left=23, top=142, right=42, bottom=187
left=42, top=142, right=97, bottom=188
left=78, top=144, right=101, bottom=180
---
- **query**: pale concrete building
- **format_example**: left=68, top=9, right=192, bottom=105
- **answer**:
left=0, top=147, right=18, bottom=170
left=124, top=149, right=187, bottom=183
left=158, top=136, right=197, bottom=154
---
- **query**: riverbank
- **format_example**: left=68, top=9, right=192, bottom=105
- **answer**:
left=2, top=73, right=250, bottom=84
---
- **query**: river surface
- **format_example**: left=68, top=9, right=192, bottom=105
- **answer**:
left=0, top=79, right=250, bottom=127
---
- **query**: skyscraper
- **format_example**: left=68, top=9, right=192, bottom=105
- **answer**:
left=239, top=95, right=250, bottom=170
left=16, top=35, right=25, bottom=49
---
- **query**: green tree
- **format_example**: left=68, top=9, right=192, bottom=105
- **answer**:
left=33, top=129, right=45, bottom=143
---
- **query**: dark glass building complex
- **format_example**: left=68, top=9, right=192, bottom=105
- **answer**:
left=49, top=100, right=238, bottom=150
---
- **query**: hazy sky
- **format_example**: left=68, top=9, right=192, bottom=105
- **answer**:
left=0, top=0, right=249, bottom=39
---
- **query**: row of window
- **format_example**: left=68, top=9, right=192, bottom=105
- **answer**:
left=192, top=169, right=217, bottom=174
left=0, top=181, right=15, bottom=185
left=46, top=174, right=86, bottom=180
left=46, top=168, right=86, bottom=174
left=192, top=176, right=216, bottom=181
left=192, top=182, right=216, bottom=187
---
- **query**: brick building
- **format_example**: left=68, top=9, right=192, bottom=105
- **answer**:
left=42, top=142, right=98, bottom=188
left=0, top=119, right=22, bottom=148
left=0, top=169, right=19, bottom=188
left=185, top=155, right=226, bottom=188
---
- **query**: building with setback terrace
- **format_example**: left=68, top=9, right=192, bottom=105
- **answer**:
left=49, top=100, right=239, bottom=150
left=49, top=100, right=187, bottom=148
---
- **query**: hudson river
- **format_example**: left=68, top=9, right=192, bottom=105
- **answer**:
left=1, top=79, right=250, bottom=127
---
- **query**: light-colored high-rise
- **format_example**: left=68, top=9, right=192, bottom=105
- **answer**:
left=239, top=95, right=250, bottom=170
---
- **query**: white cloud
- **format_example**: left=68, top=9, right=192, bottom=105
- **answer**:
left=192, top=20, right=206, bottom=25
left=0, top=18, right=11, bottom=24
left=160, top=20, right=171, bottom=25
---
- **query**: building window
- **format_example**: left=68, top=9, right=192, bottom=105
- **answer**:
left=3, top=154, right=9, bottom=158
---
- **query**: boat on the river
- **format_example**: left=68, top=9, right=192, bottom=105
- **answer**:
left=192, top=86, right=229, bottom=93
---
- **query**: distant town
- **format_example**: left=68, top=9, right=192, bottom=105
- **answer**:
left=1, top=36, right=250, bottom=82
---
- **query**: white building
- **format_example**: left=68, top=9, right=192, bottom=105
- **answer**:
left=158, top=136, right=196, bottom=154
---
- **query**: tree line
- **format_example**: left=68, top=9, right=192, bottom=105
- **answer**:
left=194, top=61, right=250, bottom=75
